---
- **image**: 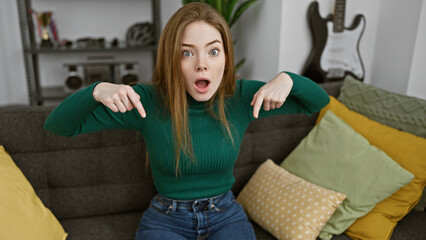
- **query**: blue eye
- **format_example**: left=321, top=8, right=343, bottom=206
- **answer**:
left=183, top=50, right=192, bottom=57
left=210, top=49, right=219, bottom=56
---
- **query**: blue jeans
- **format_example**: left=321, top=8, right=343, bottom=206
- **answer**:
left=135, top=191, right=256, bottom=240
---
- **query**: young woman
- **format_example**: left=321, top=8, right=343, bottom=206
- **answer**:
left=44, top=3, right=329, bottom=240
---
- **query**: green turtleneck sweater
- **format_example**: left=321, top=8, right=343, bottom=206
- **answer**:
left=44, top=72, right=329, bottom=200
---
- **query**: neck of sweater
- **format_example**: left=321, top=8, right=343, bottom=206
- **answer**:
left=186, top=93, right=209, bottom=110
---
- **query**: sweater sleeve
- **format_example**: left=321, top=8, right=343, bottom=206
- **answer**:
left=44, top=82, right=152, bottom=137
left=240, top=71, right=330, bottom=120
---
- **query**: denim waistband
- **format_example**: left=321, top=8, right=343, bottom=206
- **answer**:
left=151, top=191, right=233, bottom=213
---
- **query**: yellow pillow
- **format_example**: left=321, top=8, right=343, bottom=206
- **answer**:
left=317, top=97, right=426, bottom=240
left=0, top=146, right=67, bottom=240
left=237, top=159, right=346, bottom=240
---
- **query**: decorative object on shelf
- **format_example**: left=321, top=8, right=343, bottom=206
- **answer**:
left=111, top=38, right=119, bottom=48
left=59, top=39, right=73, bottom=48
left=76, top=37, right=106, bottom=48
left=120, top=64, right=139, bottom=85
left=182, top=0, right=259, bottom=71
left=30, top=9, right=59, bottom=48
left=64, top=65, right=84, bottom=93
left=126, top=22, right=155, bottom=47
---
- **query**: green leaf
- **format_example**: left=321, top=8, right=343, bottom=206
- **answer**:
left=216, top=0, right=222, bottom=14
left=224, top=0, right=238, bottom=24
left=206, top=0, right=215, bottom=7
left=235, top=57, right=246, bottom=73
left=230, top=0, right=258, bottom=27
left=182, top=0, right=208, bottom=4
left=204, top=0, right=222, bottom=14
left=221, top=0, right=228, bottom=21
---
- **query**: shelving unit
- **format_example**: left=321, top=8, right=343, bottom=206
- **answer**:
left=17, top=0, right=161, bottom=105
left=24, top=45, right=157, bottom=54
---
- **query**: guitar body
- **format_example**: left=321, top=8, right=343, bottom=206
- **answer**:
left=302, top=1, right=366, bottom=83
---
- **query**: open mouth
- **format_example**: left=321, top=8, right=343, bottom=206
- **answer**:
left=194, top=78, right=211, bottom=93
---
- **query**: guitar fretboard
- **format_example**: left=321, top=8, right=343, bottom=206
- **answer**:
left=333, top=0, right=346, bottom=32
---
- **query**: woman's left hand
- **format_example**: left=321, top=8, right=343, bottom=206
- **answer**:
left=250, top=72, right=293, bottom=119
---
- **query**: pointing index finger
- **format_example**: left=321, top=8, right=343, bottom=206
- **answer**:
left=129, top=91, right=146, bottom=118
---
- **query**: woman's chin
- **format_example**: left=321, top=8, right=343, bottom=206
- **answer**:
left=188, top=90, right=214, bottom=102
left=192, top=94, right=212, bottom=102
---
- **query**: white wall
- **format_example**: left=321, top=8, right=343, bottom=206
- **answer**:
left=1, top=0, right=425, bottom=106
left=0, top=1, right=10, bottom=104
left=407, top=0, right=426, bottom=99
left=370, top=0, right=423, bottom=95
left=160, top=0, right=182, bottom=30
left=0, top=0, right=28, bottom=105
left=233, top=0, right=282, bottom=81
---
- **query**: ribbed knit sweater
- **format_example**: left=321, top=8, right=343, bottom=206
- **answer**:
left=44, top=72, right=329, bottom=200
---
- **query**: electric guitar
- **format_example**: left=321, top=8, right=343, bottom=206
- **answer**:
left=302, top=0, right=366, bottom=83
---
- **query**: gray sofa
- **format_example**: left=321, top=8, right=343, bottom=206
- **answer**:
left=0, top=81, right=424, bottom=240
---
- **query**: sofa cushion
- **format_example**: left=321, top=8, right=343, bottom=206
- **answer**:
left=338, top=76, right=426, bottom=138
left=338, top=77, right=426, bottom=212
left=0, top=106, right=142, bottom=154
left=11, top=143, right=156, bottom=219
left=316, top=97, right=426, bottom=240
left=237, top=159, right=346, bottom=240
left=60, top=211, right=142, bottom=240
left=0, top=146, right=67, bottom=240
left=389, top=210, right=426, bottom=239
left=281, top=111, right=414, bottom=240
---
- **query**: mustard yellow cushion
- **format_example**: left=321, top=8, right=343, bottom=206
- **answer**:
left=237, top=159, right=346, bottom=240
left=0, top=146, right=67, bottom=240
left=316, top=97, right=426, bottom=240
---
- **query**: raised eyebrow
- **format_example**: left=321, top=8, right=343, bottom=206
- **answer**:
left=182, top=39, right=222, bottom=48
left=206, top=39, right=222, bottom=47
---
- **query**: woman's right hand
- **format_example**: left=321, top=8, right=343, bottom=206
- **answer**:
left=92, top=82, right=146, bottom=118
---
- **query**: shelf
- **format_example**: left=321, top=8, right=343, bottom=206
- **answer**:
left=41, top=81, right=150, bottom=102
left=41, top=86, right=72, bottom=100
left=18, top=0, right=160, bottom=105
left=24, top=45, right=157, bottom=54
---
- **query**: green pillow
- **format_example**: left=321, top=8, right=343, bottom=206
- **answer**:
left=280, top=111, right=414, bottom=240
left=338, top=77, right=426, bottom=212
left=338, top=76, right=426, bottom=138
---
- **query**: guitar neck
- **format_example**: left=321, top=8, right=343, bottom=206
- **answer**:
left=333, top=0, right=346, bottom=32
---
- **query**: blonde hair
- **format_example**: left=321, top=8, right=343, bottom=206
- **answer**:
left=152, top=2, right=236, bottom=175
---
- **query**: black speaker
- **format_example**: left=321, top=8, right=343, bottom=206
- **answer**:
left=64, top=65, right=84, bottom=93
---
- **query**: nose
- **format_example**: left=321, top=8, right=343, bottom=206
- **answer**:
left=196, top=56, right=208, bottom=71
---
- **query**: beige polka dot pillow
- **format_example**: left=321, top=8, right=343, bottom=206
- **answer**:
left=237, top=159, right=346, bottom=240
